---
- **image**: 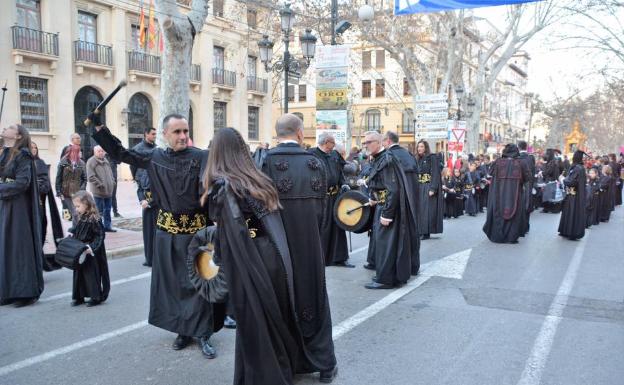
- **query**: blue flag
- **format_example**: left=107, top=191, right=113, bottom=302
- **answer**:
left=395, top=0, right=542, bottom=15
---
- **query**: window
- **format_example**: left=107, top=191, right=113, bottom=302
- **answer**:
left=402, top=109, right=414, bottom=133
left=375, top=79, right=385, bottom=98
left=213, top=46, right=225, bottom=69
left=127, top=93, right=152, bottom=149
left=78, top=11, right=97, bottom=43
left=17, top=0, right=40, bottom=29
left=298, top=84, right=307, bottom=102
left=213, top=0, right=224, bottom=17
left=248, top=106, right=259, bottom=140
left=362, top=80, right=371, bottom=98
left=247, top=55, right=257, bottom=77
left=19, top=76, right=48, bottom=132
left=288, top=85, right=295, bottom=102
left=362, top=51, right=371, bottom=70
left=375, top=49, right=385, bottom=68
left=214, top=101, right=227, bottom=130
left=131, top=24, right=148, bottom=51
left=403, top=78, right=410, bottom=96
left=365, top=109, right=381, bottom=132
left=247, top=9, right=257, bottom=29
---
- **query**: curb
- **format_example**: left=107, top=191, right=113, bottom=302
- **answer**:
left=108, top=244, right=144, bottom=260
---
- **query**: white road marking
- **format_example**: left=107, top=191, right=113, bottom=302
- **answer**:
left=39, top=272, right=152, bottom=303
left=0, top=321, right=148, bottom=377
left=348, top=245, right=369, bottom=256
left=517, top=238, right=586, bottom=385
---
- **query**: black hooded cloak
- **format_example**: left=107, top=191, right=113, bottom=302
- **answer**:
left=34, top=158, right=63, bottom=271
left=415, top=153, right=444, bottom=235
left=558, top=152, right=586, bottom=240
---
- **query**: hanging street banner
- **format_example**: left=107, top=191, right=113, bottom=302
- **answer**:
left=414, top=93, right=449, bottom=140
left=316, top=67, right=348, bottom=89
left=395, top=0, right=542, bottom=15
left=316, top=88, right=348, bottom=110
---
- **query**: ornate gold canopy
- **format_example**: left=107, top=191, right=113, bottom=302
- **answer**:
left=564, top=120, right=587, bottom=156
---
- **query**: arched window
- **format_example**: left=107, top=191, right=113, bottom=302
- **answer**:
left=74, top=86, right=105, bottom=159
left=128, top=93, right=152, bottom=149
left=401, top=108, right=414, bottom=133
left=365, top=108, right=381, bottom=132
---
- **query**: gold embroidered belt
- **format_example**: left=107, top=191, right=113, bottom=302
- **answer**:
left=418, top=173, right=432, bottom=184
left=145, top=191, right=153, bottom=200
left=566, top=187, right=576, bottom=196
left=0, top=177, right=15, bottom=184
left=464, top=184, right=474, bottom=190
left=156, top=210, right=207, bottom=234
left=373, top=189, right=388, bottom=204
left=327, top=185, right=339, bottom=196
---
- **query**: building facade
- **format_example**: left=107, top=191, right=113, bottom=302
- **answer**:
left=2, top=0, right=272, bottom=177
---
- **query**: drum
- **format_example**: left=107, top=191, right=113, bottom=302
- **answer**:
left=334, top=190, right=374, bottom=233
left=186, top=226, right=228, bottom=303
left=54, top=237, right=88, bottom=270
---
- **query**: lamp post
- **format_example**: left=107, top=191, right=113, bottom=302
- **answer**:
left=258, top=4, right=317, bottom=113
left=455, top=85, right=464, bottom=121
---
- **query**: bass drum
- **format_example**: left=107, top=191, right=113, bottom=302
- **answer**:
left=186, top=226, right=228, bottom=303
left=334, top=190, right=374, bottom=234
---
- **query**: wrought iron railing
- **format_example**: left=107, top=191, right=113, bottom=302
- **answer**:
left=11, top=25, right=59, bottom=56
left=127, top=51, right=161, bottom=74
left=247, top=76, right=268, bottom=93
left=74, top=40, right=112, bottom=66
left=212, top=68, right=236, bottom=87
left=191, top=64, right=201, bottom=82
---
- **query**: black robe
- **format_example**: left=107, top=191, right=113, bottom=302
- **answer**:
left=477, top=164, right=490, bottom=210
left=309, top=147, right=349, bottom=265
left=542, top=159, right=562, bottom=213
left=0, top=148, right=44, bottom=301
left=70, top=217, right=110, bottom=301
left=443, top=176, right=464, bottom=218
left=585, top=178, right=600, bottom=228
left=463, top=171, right=479, bottom=216
left=366, top=149, right=419, bottom=284
left=208, top=181, right=310, bottom=385
left=558, top=164, right=586, bottom=240
left=598, top=175, right=612, bottom=222
left=415, top=153, right=444, bottom=235
left=483, top=156, right=529, bottom=243
left=262, top=142, right=336, bottom=373
left=131, top=140, right=157, bottom=266
left=34, top=158, right=63, bottom=271
left=518, top=152, right=536, bottom=233
left=93, top=127, right=219, bottom=337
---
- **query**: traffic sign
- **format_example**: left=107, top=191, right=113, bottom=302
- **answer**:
left=415, top=101, right=448, bottom=110
left=415, top=111, right=448, bottom=120
left=452, top=128, right=466, bottom=142
left=416, top=121, right=448, bottom=130
left=413, top=93, right=447, bottom=102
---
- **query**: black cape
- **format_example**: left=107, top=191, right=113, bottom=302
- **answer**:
left=463, top=171, right=479, bottom=215
left=585, top=178, right=600, bottom=227
left=93, top=127, right=218, bottom=337
left=415, top=153, right=444, bottom=235
left=483, top=155, right=529, bottom=243
left=598, top=175, right=612, bottom=222
left=558, top=164, right=586, bottom=240
left=366, top=149, right=419, bottom=284
left=34, top=158, right=64, bottom=271
left=518, top=152, right=536, bottom=233
left=309, top=147, right=349, bottom=265
left=0, top=148, right=44, bottom=301
left=444, top=176, right=464, bottom=218
left=70, top=217, right=110, bottom=301
left=262, top=142, right=336, bottom=373
left=131, top=140, right=157, bottom=266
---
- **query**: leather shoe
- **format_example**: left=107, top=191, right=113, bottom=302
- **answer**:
left=334, top=261, right=355, bottom=268
left=142, top=262, right=152, bottom=267
left=172, top=335, right=192, bottom=350
left=364, top=282, right=394, bottom=290
left=85, top=299, right=100, bottom=307
left=224, top=316, right=237, bottom=329
left=0, top=299, right=16, bottom=306
left=13, top=297, right=39, bottom=307
left=199, top=336, right=216, bottom=359
left=71, top=299, right=85, bottom=307
left=363, top=263, right=375, bottom=270
left=105, top=228, right=117, bottom=233
left=319, top=366, right=338, bottom=383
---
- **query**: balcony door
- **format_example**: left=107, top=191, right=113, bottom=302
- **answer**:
left=16, top=0, right=41, bottom=52
left=128, top=93, right=153, bottom=149
left=77, top=11, right=97, bottom=62
left=74, top=86, right=105, bottom=160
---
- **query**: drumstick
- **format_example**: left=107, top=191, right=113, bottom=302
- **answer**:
left=346, top=202, right=371, bottom=215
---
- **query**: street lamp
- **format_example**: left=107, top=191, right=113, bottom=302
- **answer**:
left=455, top=85, right=464, bottom=120
left=258, top=4, right=317, bottom=113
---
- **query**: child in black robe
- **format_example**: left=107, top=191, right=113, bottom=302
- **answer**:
left=464, top=162, right=479, bottom=216
left=598, top=165, right=613, bottom=223
left=585, top=167, right=600, bottom=228
left=69, top=191, right=110, bottom=307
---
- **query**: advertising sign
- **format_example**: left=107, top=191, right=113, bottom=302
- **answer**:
left=316, top=110, right=348, bottom=147
left=316, top=88, right=348, bottom=110
left=315, top=45, right=350, bottom=68
left=316, top=67, right=348, bottom=89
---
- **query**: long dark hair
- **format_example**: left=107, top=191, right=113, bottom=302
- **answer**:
left=1, top=124, right=33, bottom=166
left=202, top=127, right=280, bottom=211
left=416, top=139, right=431, bottom=157
left=72, top=190, right=100, bottom=221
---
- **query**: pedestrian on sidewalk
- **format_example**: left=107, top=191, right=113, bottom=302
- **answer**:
left=69, top=191, right=110, bottom=307
left=55, top=144, right=86, bottom=225
left=108, top=155, right=123, bottom=218
left=86, top=146, right=116, bottom=233
left=59, top=133, right=83, bottom=161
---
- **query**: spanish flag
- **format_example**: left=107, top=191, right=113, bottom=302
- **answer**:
left=148, top=0, right=156, bottom=49
left=138, top=0, right=146, bottom=48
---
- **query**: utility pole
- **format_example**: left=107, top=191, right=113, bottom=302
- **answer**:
left=331, top=0, right=337, bottom=45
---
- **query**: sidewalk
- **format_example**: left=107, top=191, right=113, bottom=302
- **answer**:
left=43, top=180, right=146, bottom=259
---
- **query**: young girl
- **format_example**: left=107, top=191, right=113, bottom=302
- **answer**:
left=69, top=191, right=110, bottom=307
left=585, top=167, right=600, bottom=228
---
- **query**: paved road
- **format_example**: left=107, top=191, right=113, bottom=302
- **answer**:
left=1, top=208, right=623, bottom=385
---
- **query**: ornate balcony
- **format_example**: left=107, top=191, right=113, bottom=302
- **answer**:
left=212, top=68, right=236, bottom=90
left=11, top=25, right=59, bottom=69
left=127, top=51, right=161, bottom=85
left=246, top=75, right=268, bottom=95
left=74, top=41, right=113, bottom=77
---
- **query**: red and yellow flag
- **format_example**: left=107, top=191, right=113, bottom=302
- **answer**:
left=138, top=0, right=146, bottom=48
left=148, top=0, right=156, bottom=49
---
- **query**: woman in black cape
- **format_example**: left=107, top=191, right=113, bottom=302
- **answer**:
left=0, top=124, right=44, bottom=307
left=585, top=167, right=601, bottom=228
left=558, top=151, right=586, bottom=240
left=598, top=165, right=613, bottom=223
left=202, top=127, right=316, bottom=385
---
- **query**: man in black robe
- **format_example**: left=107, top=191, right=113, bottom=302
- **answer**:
left=363, top=131, right=418, bottom=289
left=91, top=113, right=223, bottom=358
left=415, top=140, right=444, bottom=239
left=483, top=144, right=530, bottom=244
left=518, top=140, right=535, bottom=234
left=310, top=132, right=353, bottom=268
left=131, top=127, right=157, bottom=267
left=558, top=150, right=586, bottom=240
left=261, top=113, right=338, bottom=383
left=383, top=131, right=420, bottom=275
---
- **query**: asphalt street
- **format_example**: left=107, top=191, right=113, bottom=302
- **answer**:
left=1, top=207, right=623, bottom=385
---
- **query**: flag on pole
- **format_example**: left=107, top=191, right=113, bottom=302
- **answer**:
left=148, top=0, right=156, bottom=49
left=158, top=28, right=164, bottom=52
left=138, top=0, right=146, bottom=48
left=395, top=0, right=542, bottom=15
